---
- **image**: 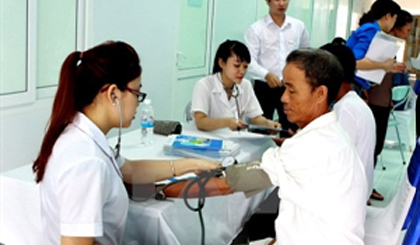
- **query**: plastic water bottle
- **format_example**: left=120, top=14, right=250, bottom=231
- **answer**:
left=140, top=99, right=154, bottom=145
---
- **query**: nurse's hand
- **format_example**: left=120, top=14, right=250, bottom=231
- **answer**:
left=383, top=59, right=395, bottom=73
left=265, top=120, right=281, bottom=129
left=392, top=62, right=406, bottom=73
left=227, top=118, right=247, bottom=131
left=192, top=159, right=221, bottom=175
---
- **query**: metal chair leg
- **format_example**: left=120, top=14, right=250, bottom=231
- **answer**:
left=394, top=125, right=406, bottom=165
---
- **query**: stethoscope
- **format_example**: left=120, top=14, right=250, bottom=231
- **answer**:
left=218, top=73, right=242, bottom=121
left=231, top=84, right=241, bottom=121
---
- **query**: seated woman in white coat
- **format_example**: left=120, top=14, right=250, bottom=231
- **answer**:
left=32, top=41, right=219, bottom=245
left=191, top=40, right=280, bottom=131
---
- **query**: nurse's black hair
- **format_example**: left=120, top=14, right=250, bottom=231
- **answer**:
left=212, top=40, right=251, bottom=74
left=359, top=0, right=400, bottom=26
left=286, top=48, right=344, bottom=106
left=33, top=41, right=142, bottom=183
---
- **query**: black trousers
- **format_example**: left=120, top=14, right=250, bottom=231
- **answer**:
left=231, top=188, right=279, bottom=243
left=368, top=104, right=391, bottom=167
left=254, top=80, right=298, bottom=132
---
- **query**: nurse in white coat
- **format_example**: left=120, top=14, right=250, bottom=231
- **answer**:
left=32, top=41, right=219, bottom=245
left=192, top=40, right=280, bottom=131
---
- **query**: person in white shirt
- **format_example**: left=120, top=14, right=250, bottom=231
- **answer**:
left=167, top=49, right=369, bottom=244
left=192, top=40, right=280, bottom=131
left=245, top=0, right=310, bottom=134
left=321, top=43, right=376, bottom=203
left=32, top=41, right=219, bottom=245
left=260, top=49, right=367, bottom=244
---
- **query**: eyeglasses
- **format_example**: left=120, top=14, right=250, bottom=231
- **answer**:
left=125, top=87, right=147, bottom=103
left=100, top=84, right=147, bottom=103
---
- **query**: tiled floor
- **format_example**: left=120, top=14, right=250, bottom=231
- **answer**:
left=371, top=117, right=416, bottom=244
left=372, top=146, right=411, bottom=209
left=372, top=145, right=412, bottom=245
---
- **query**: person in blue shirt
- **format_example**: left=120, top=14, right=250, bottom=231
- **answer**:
left=347, top=0, right=403, bottom=201
left=346, top=0, right=403, bottom=93
left=365, top=9, right=414, bottom=201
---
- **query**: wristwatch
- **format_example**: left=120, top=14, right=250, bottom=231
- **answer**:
left=221, top=156, right=238, bottom=167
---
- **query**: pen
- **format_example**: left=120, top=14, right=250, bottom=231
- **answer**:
left=234, top=112, right=240, bottom=133
left=234, top=92, right=241, bottom=134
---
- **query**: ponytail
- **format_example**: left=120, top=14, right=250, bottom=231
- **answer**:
left=359, top=12, right=375, bottom=26
left=33, top=41, right=141, bottom=183
left=359, top=0, right=401, bottom=26
left=33, top=51, right=81, bottom=183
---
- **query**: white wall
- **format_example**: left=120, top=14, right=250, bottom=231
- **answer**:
left=1, top=1, right=181, bottom=172
left=399, top=0, right=420, bottom=15
left=90, top=0, right=179, bottom=122
left=0, top=98, right=53, bottom=172
left=4, top=0, right=415, bottom=173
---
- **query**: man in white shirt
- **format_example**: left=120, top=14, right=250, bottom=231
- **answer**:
left=261, top=49, right=367, bottom=244
left=164, top=49, right=368, bottom=244
left=321, top=43, right=376, bottom=202
left=244, top=0, right=310, bottom=133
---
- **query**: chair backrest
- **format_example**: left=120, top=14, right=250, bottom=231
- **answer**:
left=392, top=85, right=411, bottom=110
left=184, top=101, right=193, bottom=122
left=364, top=173, right=416, bottom=245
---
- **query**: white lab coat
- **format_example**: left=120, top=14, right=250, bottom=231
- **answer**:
left=191, top=73, right=263, bottom=120
left=261, top=111, right=368, bottom=245
left=40, top=112, right=128, bottom=245
left=334, top=91, right=376, bottom=198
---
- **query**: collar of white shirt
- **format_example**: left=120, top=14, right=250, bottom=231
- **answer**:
left=211, top=72, right=244, bottom=96
left=264, top=14, right=292, bottom=30
left=72, top=112, right=115, bottom=160
left=295, top=111, right=337, bottom=136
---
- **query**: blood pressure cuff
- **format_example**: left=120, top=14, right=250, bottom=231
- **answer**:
left=225, top=161, right=273, bottom=198
left=124, top=182, right=157, bottom=202
left=153, top=120, right=182, bottom=136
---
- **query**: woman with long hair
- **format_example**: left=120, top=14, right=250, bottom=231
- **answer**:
left=366, top=9, right=414, bottom=201
left=346, top=0, right=403, bottom=93
left=33, top=41, right=218, bottom=245
left=191, top=40, right=280, bottom=131
left=346, top=0, right=403, bottom=202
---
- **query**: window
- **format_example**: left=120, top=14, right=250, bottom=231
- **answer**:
left=177, top=0, right=213, bottom=78
left=36, top=0, right=77, bottom=89
left=0, top=0, right=35, bottom=107
left=0, top=0, right=79, bottom=108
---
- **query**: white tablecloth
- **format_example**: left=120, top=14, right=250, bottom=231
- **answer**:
left=112, top=124, right=275, bottom=245
left=1, top=124, right=275, bottom=245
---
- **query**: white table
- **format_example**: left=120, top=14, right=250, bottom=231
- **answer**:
left=1, top=124, right=275, bottom=245
left=112, top=123, right=275, bottom=245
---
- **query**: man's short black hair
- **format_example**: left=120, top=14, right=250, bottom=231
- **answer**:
left=286, top=48, right=344, bottom=106
left=320, top=43, right=356, bottom=84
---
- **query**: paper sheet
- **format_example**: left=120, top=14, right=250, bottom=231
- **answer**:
left=355, top=32, right=406, bottom=84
